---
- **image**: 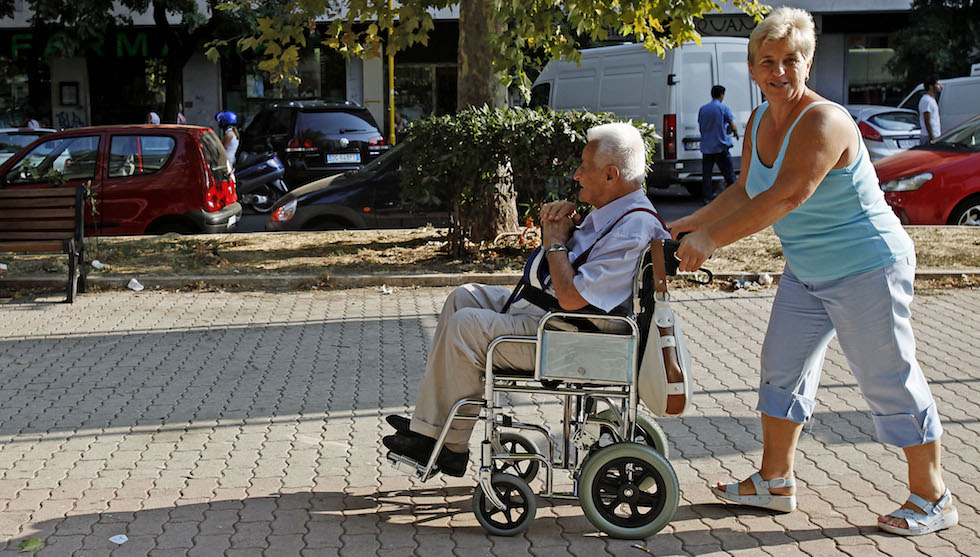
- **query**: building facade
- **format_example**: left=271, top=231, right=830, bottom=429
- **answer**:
left=0, top=2, right=915, bottom=136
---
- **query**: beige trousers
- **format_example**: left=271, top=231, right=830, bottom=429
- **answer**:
left=410, top=283, right=545, bottom=451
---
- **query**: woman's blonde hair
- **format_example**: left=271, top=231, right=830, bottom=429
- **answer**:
left=748, top=7, right=816, bottom=64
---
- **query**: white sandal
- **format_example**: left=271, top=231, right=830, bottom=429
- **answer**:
left=710, top=472, right=796, bottom=513
left=878, top=489, right=958, bottom=536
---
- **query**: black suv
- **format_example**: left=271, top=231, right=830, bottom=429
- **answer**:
left=240, top=100, right=389, bottom=188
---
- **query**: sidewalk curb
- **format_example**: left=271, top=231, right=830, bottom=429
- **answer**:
left=3, top=270, right=980, bottom=293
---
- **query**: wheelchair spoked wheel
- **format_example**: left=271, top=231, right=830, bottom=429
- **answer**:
left=472, top=473, right=537, bottom=536
left=578, top=443, right=679, bottom=539
left=595, top=409, right=670, bottom=459
left=493, top=433, right=540, bottom=483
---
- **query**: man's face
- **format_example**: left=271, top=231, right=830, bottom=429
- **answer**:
left=573, top=142, right=606, bottom=206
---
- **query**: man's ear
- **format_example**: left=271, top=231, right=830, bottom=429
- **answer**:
left=605, top=165, right=620, bottom=182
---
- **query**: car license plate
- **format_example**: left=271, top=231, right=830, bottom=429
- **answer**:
left=228, top=214, right=238, bottom=227
left=897, top=138, right=919, bottom=149
left=327, top=153, right=361, bottom=164
left=684, top=140, right=700, bottom=151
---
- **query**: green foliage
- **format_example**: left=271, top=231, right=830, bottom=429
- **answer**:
left=887, top=0, right=980, bottom=88
left=17, top=537, right=43, bottom=553
left=217, top=0, right=769, bottom=97
left=399, top=107, right=659, bottom=243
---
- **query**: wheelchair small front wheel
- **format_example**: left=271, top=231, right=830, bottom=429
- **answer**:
left=578, top=443, right=679, bottom=539
left=595, top=409, right=670, bottom=459
left=493, top=433, right=540, bottom=483
left=472, top=473, right=537, bottom=536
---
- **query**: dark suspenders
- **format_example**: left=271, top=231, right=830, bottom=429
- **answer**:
left=500, top=207, right=666, bottom=315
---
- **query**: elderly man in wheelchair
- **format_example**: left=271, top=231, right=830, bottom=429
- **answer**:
left=384, top=122, right=691, bottom=538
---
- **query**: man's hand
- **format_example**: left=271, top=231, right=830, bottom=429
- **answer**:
left=539, top=200, right=579, bottom=246
left=675, top=228, right=717, bottom=272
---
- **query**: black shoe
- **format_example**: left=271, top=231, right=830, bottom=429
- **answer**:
left=382, top=432, right=470, bottom=477
left=385, top=415, right=428, bottom=440
left=386, top=414, right=418, bottom=435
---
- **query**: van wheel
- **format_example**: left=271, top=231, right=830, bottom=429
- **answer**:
left=684, top=183, right=701, bottom=198
left=947, top=195, right=980, bottom=226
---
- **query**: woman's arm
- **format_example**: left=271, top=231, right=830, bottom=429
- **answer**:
left=675, top=104, right=856, bottom=271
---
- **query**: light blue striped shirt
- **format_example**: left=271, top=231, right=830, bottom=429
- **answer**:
left=566, top=189, right=670, bottom=312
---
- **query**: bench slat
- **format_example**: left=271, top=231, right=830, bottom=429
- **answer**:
left=0, top=220, right=77, bottom=232
left=0, top=240, right=67, bottom=252
left=0, top=231, right=74, bottom=240
left=0, top=208, right=75, bottom=219
left=0, top=187, right=79, bottom=199
left=0, top=197, right=78, bottom=209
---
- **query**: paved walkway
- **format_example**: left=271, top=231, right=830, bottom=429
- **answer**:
left=0, top=287, right=978, bottom=556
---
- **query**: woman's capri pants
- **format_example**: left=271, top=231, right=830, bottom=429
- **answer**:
left=757, top=256, right=943, bottom=448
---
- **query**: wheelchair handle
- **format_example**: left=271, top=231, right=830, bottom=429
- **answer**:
left=662, top=237, right=713, bottom=285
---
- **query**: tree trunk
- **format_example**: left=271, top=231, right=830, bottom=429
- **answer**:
left=457, top=0, right=518, bottom=246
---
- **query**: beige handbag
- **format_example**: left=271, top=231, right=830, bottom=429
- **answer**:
left=637, top=240, right=693, bottom=417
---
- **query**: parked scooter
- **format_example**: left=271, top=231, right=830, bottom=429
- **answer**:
left=235, top=151, right=287, bottom=214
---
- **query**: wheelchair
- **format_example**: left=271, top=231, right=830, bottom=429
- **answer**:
left=386, top=239, right=693, bottom=539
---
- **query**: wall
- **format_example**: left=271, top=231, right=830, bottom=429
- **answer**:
left=810, top=34, right=847, bottom=104
left=49, top=57, right=90, bottom=129
left=182, top=51, right=222, bottom=129
left=362, top=55, right=385, bottom=130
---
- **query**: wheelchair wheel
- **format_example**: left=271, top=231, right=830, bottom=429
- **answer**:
left=595, top=409, right=669, bottom=459
left=578, top=443, right=679, bottom=539
left=493, top=433, right=540, bottom=483
left=472, top=473, right=537, bottom=536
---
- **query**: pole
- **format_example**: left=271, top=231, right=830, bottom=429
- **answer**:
left=387, top=0, right=396, bottom=145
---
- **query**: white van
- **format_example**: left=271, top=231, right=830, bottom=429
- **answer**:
left=529, top=37, right=761, bottom=193
left=898, top=76, right=980, bottom=133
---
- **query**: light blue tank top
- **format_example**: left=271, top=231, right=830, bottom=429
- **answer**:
left=745, top=101, right=914, bottom=282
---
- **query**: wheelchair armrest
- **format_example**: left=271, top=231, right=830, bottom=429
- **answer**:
left=538, top=311, right=638, bottom=337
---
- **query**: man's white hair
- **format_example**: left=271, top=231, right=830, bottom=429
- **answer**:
left=586, top=123, right=646, bottom=185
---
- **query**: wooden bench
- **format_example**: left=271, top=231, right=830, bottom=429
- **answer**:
left=0, top=186, right=86, bottom=302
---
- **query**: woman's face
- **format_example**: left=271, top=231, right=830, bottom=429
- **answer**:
left=749, top=38, right=812, bottom=102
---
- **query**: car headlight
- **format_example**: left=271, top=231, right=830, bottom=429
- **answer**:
left=271, top=199, right=297, bottom=222
left=881, top=172, right=933, bottom=192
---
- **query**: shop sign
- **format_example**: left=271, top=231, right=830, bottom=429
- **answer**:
left=4, top=30, right=170, bottom=59
left=695, top=14, right=823, bottom=37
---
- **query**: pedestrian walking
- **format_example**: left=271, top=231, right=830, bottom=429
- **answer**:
left=697, top=85, right=739, bottom=204
left=918, top=75, right=942, bottom=144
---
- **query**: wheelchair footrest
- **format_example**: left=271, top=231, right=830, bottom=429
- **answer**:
left=385, top=451, right=433, bottom=479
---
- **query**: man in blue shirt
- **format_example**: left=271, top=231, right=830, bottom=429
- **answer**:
left=698, top=85, right=739, bottom=203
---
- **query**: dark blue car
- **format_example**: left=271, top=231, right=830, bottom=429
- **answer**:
left=265, top=143, right=448, bottom=231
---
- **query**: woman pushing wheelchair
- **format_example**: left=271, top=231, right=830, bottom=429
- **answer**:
left=670, top=6, right=955, bottom=536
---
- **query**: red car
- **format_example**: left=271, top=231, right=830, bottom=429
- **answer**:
left=0, top=125, right=241, bottom=235
left=874, top=114, right=980, bottom=225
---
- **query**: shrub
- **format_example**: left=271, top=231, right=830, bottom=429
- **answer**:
left=400, top=107, right=659, bottom=253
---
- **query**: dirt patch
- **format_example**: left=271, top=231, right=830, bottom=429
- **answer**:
left=2, top=226, right=978, bottom=281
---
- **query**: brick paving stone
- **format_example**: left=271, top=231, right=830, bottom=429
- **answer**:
left=0, top=289, right=978, bottom=555
left=226, top=549, right=264, bottom=557
left=111, top=534, right=156, bottom=556
left=230, top=521, right=272, bottom=550
left=34, top=534, right=85, bottom=556
left=187, top=534, right=231, bottom=556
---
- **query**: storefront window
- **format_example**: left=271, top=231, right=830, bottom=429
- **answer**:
left=393, top=63, right=457, bottom=124
left=0, top=57, right=51, bottom=128
left=847, top=35, right=904, bottom=105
